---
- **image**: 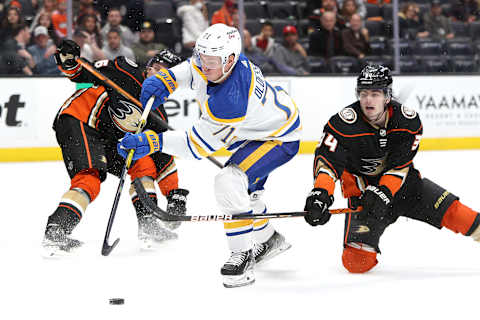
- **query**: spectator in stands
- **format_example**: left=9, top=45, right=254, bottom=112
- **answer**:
left=10, top=0, right=38, bottom=20
left=399, top=2, right=429, bottom=39
left=342, top=13, right=370, bottom=59
left=340, top=0, right=359, bottom=25
left=33, top=12, right=60, bottom=45
left=51, top=0, right=67, bottom=39
left=27, top=25, right=59, bottom=74
left=338, top=0, right=366, bottom=19
left=78, top=13, right=103, bottom=48
left=451, top=0, right=479, bottom=22
left=308, top=0, right=348, bottom=31
left=102, top=28, right=135, bottom=61
left=423, top=0, right=454, bottom=40
left=211, top=0, right=236, bottom=26
left=30, top=0, right=56, bottom=30
left=73, top=29, right=105, bottom=62
left=308, top=11, right=343, bottom=58
left=307, top=0, right=337, bottom=17
left=177, top=0, right=209, bottom=50
left=251, top=21, right=276, bottom=56
left=75, top=0, right=102, bottom=26
left=101, top=7, right=137, bottom=47
left=270, top=25, right=310, bottom=75
left=232, top=9, right=252, bottom=51
left=366, top=0, right=390, bottom=4
left=0, top=6, right=24, bottom=43
left=132, top=20, right=166, bottom=68
left=2, top=23, right=34, bottom=74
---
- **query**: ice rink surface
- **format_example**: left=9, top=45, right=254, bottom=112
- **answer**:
left=1, top=151, right=480, bottom=320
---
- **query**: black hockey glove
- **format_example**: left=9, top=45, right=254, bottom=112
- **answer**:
left=54, top=39, right=81, bottom=69
left=304, top=188, right=334, bottom=226
left=360, top=185, right=393, bottom=219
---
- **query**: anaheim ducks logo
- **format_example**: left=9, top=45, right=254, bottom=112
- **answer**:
left=401, top=105, right=417, bottom=119
left=359, top=156, right=387, bottom=176
left=354, top=225, right=370, bottom=233
left=108, top=100, right=143, bottom=133
left=339, top=107, right=357, bottom=124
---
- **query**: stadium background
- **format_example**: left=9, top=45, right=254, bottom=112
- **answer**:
left=1, top=0, right=480, bottom=162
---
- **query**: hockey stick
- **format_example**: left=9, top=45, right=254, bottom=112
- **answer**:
left=75, top=57, right=224, bottom=169
left=133, top=179, right=362, bottom=222
left=101, top=96, right=155, bottom=256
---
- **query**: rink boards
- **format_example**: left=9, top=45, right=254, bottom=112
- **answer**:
left=1, top=75, right=480, bottom=162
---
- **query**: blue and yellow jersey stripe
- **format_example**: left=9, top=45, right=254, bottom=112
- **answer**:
left=191, top=60, right=207, bottom=83
left=205, top=99, right=246, bottom=123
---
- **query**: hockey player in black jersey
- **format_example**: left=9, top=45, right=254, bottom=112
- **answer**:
left=42, top=40, right=189, bottom=255
left=304, top=64, right=480, bottom=273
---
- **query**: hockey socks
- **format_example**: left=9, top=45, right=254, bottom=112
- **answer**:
left=47, top=189, right=90, bottom=233
left=441, top=200, right=480, bottom=239
left=130, top=176, right=158, bottom=220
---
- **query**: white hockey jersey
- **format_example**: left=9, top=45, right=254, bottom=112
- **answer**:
left=160, top=53, right=301, bottom=160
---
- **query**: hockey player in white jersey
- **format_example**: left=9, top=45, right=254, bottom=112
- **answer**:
left=117, top=23, right=302, bottom=288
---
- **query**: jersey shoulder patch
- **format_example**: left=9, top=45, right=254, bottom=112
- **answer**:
left=389, top=100, right=422, bottom=133
left=401, top=104, right=417, bottom=119
left=338, top=107, right=357, bottom=124
left=124, top=57, right=138, bottom=68
left=328, top=102, right=371, bottom=138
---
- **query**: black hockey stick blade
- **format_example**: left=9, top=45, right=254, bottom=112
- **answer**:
left=102, top=238, right=120, bottom=256
left=133, top=179, right=360, bottom=222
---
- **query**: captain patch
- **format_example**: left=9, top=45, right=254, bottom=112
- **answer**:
left=339, top=107, right=357, bottom=124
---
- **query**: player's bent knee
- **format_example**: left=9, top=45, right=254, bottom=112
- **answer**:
left=129, top=156, right=157, bottom=181
left=342, top=246, right=378, bottom=274
left=70, top=169, right=101, bottom=202
left=214, top=165, right=250, bottom=213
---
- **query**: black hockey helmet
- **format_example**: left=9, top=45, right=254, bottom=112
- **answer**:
left=146, top=49, right=182, bottom=70
left=356, top=64, right=393, bottom=98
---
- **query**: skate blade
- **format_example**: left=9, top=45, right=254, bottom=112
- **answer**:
left=222, top=270, right=255, bottom=288
left=41, top=243, right=82, bottom=258
left=138, top=233, right=178, bottom=250
left=164, top=221, right=182, bottom=230
left=257, top=242, right=292, bottom=265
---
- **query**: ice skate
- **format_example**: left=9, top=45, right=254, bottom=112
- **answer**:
left=138, top=214, right=178, bottom=249
left=164, top=189, right=189, bottom=230
left=42, top=224, right=83, bottom=257
left=221, top=249, right=255, bottom=288
left=253, top=231, right=291, bottom=265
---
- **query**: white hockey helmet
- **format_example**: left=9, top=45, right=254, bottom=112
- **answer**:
left=194, top=23, right=242, bottom=81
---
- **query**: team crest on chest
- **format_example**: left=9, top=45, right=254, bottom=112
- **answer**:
left=339, top=107, right=357, bottom=124
left=401, top=105, right=417, bottom=119
left=108, top=100, right=143, bottom=132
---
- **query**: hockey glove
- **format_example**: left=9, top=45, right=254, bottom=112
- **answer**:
left=117, top=130, right=162, bottom=161
left=54, top=39, right=81, bottom=69
left=140, top=69, right=177, bottom=110
left=361, top=185, right=393, bottom=219
left=304, top=188, right=334, bottom=226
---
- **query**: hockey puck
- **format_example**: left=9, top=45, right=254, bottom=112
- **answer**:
left=109, top=298, right=125, bottom=305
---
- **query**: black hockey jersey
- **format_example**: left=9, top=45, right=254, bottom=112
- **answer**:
left=55, top=57, right=168, bottom=141
left=313, top=100, right=422, bottom=196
